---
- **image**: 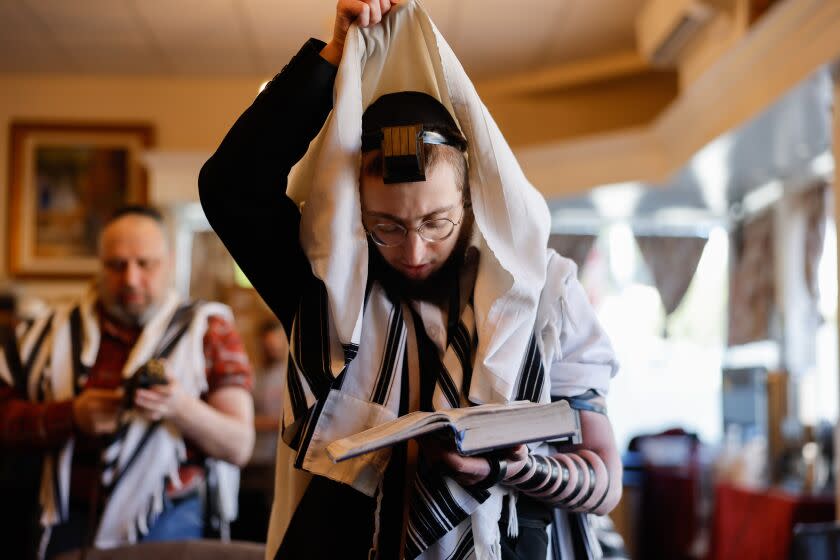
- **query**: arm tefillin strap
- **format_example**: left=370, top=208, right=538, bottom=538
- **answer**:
left=566, top=457, right=598, bottom=509
left=505, top=452, right=609, bottom=513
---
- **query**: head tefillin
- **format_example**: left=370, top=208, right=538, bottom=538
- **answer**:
left=361, top=91, right=467, bottom=184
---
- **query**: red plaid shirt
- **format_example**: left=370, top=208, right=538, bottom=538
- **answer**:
left=0, top=306, right=253, bottom=499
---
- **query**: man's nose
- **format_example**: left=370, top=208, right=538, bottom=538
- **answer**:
left=403, top=231, right=427, bottom=265
left=123, top=261, right=142, bottom=286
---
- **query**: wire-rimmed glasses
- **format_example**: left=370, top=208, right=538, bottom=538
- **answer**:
left=365, top=206, right=465, bottom=247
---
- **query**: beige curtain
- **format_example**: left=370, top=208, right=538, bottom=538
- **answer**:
left=635, top=235, right=708, bottom=316
left=547, top=233, right=597, bottom=274
left=802, top=183, right=828, bottom=300
left=728, top=211, right=776, bottom=346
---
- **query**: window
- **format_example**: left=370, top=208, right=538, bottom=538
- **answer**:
left=581, top=224, right=729, bottom=450
left=798, top=217, right=838, bottom=425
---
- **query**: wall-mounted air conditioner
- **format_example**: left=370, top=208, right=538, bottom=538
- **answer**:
left=637, top=0, right=717, bottom=67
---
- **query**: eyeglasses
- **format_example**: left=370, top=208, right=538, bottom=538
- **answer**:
left=365, top=206, right=466, bottom=247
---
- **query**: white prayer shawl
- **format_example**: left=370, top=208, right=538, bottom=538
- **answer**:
left=21, top=288, right=240, bottom=550
left=269, top=2, right=617, bottom=558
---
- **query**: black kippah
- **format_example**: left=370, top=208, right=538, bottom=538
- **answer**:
left=361, top=91, right=467, bottom=152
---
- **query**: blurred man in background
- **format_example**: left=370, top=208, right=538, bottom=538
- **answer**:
left=0, top=206, right=254, bottom=558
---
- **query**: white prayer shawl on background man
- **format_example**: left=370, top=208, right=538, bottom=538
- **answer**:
left=6, top=288, right=240, bottom=551
left=269, top=1, right=617, bottom=559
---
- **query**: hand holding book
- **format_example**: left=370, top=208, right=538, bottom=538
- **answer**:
left=419, top=436, right=529, bottom=487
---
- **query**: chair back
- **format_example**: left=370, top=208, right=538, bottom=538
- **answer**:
left=53, top=539, right=265, bottom=560
left=791, top=522, right=840, bottom=560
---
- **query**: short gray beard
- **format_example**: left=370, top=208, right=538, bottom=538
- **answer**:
left=102, top=300, right=160, bottom=328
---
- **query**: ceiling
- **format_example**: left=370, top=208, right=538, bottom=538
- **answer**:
left=0, top=0, right=645, bottom=81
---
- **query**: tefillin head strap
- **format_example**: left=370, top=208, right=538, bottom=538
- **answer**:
left=361, top=91, right=467, bottom=184
left=362, top=124, right=459, bottom=183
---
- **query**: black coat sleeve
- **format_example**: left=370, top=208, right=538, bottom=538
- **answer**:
left=198, top=39, right=337, bottom=333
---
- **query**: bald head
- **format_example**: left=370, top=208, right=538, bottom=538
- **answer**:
left=98, top=213, right=171, bottom=326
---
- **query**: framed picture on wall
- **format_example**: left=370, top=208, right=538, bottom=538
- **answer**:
left=8, top=121, right=154, bottom=277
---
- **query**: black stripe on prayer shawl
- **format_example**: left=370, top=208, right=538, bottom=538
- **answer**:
left=464, top=326, right=479, bottom=399
left=102, top=421, right=163, bottom=495
left=2, top=325, right=26, bottom=397
left=283, top=409, right=306, bottom=452
left=69, top=306, right=88, bottom=395
left=342, top=343, right=359, bottom=364
left=514, top=333, right=545, bottom=403
left=102, top=423, right=131, bottom=474
left=7, top=319, right=36, bottom=388
left=18, top=318, right=35, bottom=343
left=102, top=455, right=119, bottom=473
left=434, top=364, right=460, bottom=409
left=450, top=319, right=473, bottom=396
left=410, top=308, right=460, bottom=409
left=568, top=512, right=598, bottom=559
left=28, top=314, right=56, bottom=402
left=461, top=483, right=491, bottom=504
left=153, top=301, right=200, bottom=359
left=371, top=304, right=403, bottom=405
left=24, top=313, right=54, bottom=381
left=449, top=526, right=475, bottom=560
left=293, top=368, right=347, bottom=469
left=406, top=464, right=472, bottom=559
left=285, top=358, right=309, bottom=424
left=285, top=285, right=352, bottom=452
left=291, top=281, right=334, bottom=400
left=50, top=450, right=65, bottom=523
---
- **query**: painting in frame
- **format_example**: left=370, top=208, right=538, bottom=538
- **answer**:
left=8, top=121, right=154, bottom=277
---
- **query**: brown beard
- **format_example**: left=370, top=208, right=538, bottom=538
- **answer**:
left=369, top=216, right=474, bottom=303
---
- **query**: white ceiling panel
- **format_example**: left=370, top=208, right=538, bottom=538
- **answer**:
left=164, top=45, right=260, bottom=75
left=241, top=0, right=330, bottom=74
left=131, top=0, right=244, bottom=47
left=0, top=38, right=67, bottom=72
left=1, top=0, right=646, bottom=80
left=24, top=0, right=146, bottom=44
left=443, top=0, right=574, bottom=79
left=133, top=0, right=260, bottom=73
left=545, top=0, right=645, bottom=62
left=67, top=43, right=165, bottom=74
left=0, top=2, right=43, bottom=41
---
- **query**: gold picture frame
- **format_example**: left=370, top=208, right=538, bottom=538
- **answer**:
left=8, top=121, right=154, bottom=277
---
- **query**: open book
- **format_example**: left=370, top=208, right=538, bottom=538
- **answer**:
left=326, top=400, right=581, bottom=463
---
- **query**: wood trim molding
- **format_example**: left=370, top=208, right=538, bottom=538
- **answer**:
left=517, top=128, right=667, bottom=197
left=655, top=0, right=840, bottom=165
left=476, top=51, right=649, bottom=97
left=515, top=0, right=840, bottom=198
